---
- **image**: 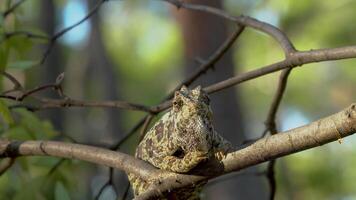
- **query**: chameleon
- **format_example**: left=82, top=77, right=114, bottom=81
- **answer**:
left=128, top=85, right=232, bottom=199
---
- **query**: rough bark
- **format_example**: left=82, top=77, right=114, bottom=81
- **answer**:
left=1, top=103, right=355, bottom=200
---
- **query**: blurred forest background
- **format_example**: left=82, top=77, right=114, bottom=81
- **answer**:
left=0, top=0, right=355, bottom=199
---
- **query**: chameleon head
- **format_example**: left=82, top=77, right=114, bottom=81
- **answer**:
left=173, top=86, right=214, bottom=152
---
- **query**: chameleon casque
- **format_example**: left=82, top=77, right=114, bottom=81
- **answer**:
left=128, top=86, right=232, bottom=199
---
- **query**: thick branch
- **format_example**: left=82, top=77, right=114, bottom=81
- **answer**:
left=0, top=140, right=157, bottom=181
left=0, top=104, right=354, bottom=200
left=136, top=103, right=356, bottom=199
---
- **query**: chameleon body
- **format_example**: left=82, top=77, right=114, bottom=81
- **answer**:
left=128, top=86, right=231, bottom=199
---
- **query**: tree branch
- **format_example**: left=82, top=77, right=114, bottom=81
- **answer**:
left=204, top=46, right=356, bottom=94
left=0, top=158, right=15, bottom=176
left=264, top=68, right=292, bottom=136
left=37, top=98, right=152, bottom=113
left=165, top=25, right=245, bottom=100
left=136, top=103, right=356, bottom=199
left=263, top=68, right=293, bottom=200
left=0, top=140, right=158, bottom=181
left=109, top=22, right=246, bottom=149
left=2, top=0, right=26, bottom=18
left=1, top=31, right=49, bottom=44
left=0, top=104, right=355, bottom=200
left=39, top=0, right=107, bottom=64
left=164, top=0, right=296, bottom=56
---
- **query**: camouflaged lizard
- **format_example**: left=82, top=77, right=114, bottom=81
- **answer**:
left=128, top=86, right=232, bottom=199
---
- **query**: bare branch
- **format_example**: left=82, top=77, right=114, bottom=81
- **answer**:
left=0, top=158, right=15, bottom=176
left=40, top=0, right=108, bottom=64
left=266, top=160, right=276, bottom=200
left=0, top=104, right=355, bottom=200
left=38, top=98, right=152, bottom=113
left=262, top=68, right=292, bottom=200
left=2, top=0, right=26, bottom=18
left=204, top=46, right=356, bottom=94
left=17, top=84, right=58, bottom=101
left=0, top=71, right=23, bottom=91
left=110, top=44, right=356, bottom=150
left=1, top=31, right=49, bottom=44
left=0, top=140, right=159, bottom=180
left=135, top=103, right=356, bottom=199
left=110, top=116, right=149, bottom=150
left=139, top=115, right=155, bottom=141
left=164, top=0, right=296, bottom=56
left=114, top=23, right=247, bottom=148
left=165, top=25, right=245, bottom=100
left=0, top=71, right=152, bottom=113
left=95, top=168, right=115, bottom=200
left=120, top=182, right=131, bottom=200
left=264, top=68, right=292, bottom=135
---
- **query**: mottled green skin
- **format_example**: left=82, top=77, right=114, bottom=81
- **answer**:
left=128, top=86, right=231, bottom=199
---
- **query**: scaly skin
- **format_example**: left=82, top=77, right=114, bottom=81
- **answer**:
left=128, top=86, right=232, bottom=199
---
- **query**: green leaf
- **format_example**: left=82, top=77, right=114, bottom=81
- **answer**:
left=8, top=60, right=37, bottom=70
left=0, top=99, right=14, bottom=125
left=55, top=182, right=71, bottom=200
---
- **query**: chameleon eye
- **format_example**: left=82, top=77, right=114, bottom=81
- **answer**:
left=173, top=101, right=178, bottom=106
left=173, top=99, right=183, bottom=108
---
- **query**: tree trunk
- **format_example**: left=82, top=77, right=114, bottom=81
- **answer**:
left=171, top=0, right=267, bottom=199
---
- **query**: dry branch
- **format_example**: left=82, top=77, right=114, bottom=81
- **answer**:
left=136, top=103, right=356, bottom=199
left=0, top=104, right=355, bottom=200
left=2, top=0, right=26, bottom=18
left=204, top=46, right=356, bottom=93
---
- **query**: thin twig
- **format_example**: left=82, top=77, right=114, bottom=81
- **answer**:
left=111, top=24, right=246, bottom=149
left=110, top=116, right=148, bottom=150
left=3, top=0, right=26, bottom=18
left=263, top=68, right=292, bottom=200
left=38, top=98, right=152, bottom=113
left=0, top=158, right=15, bottom=176
left=39, top=0, right=107, bottom=64
left=0, top=71, right=23, bottom=90
left=266, top=160, right=276, bottom=200
left=1, top=31, right=49, bottom=44
left=46, top=159, right=66, bottom=176
left=165, top=25, right=245, bottom=100
left=17, top=84, right=58, bottom=101
left=120, top=181, right=131, bottom=200
left=139, top=115, right=154, bottom=142
left=95, top=168, right=114, bottom=200
left=164, top=0, right=296, bottom=55
left=264, top=68, right=292, bottom=136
